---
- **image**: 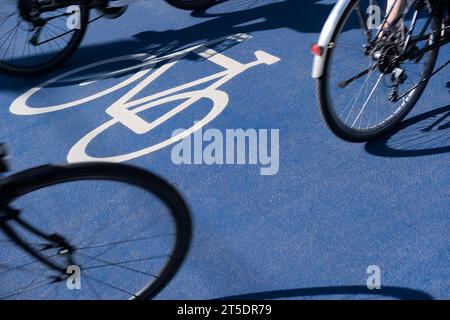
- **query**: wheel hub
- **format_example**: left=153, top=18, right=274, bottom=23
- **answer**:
left=378, top=45, right=400, bottom=74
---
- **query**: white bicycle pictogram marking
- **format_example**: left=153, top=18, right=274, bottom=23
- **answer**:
left=10, top=34, right=281, bottom=163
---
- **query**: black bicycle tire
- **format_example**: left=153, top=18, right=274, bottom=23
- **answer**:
left=0, top=4, right=90, bottom=76
left=316, top=0, right=440, bottom=142
left=165, top=0, right=216, bottom=10
left=0, top=162, right=192, bottom=300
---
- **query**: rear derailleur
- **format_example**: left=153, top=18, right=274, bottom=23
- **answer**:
left=389, top=67, right=407, bottom=102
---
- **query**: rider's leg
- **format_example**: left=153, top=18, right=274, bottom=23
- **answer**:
left=377, top=0, right=405, bottom=38
left=386, top=0, right=405, bottom=27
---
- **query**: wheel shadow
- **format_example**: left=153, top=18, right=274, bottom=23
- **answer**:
left=365, top=105, right=450, bottom=157
left=215, top=285, right=434, bottom=300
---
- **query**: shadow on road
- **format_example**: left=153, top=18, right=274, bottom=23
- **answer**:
left=365, top=104, right=450, bottom=157
left=216, top=285, right=434, bottom=300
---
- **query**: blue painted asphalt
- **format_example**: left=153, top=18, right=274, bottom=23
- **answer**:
left=0, top=0, right=448, bottom=299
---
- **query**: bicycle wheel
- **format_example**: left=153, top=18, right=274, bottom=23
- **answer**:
left=316, top=0, right=440, bottom=142
left=0, top=163, right=192, bottom=300
left=165, top=0, right=216, bottom=10
left=0, top=1, right=89, bottom=76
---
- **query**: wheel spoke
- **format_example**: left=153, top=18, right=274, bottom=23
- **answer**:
left=351, top=73, right=384, bottom=128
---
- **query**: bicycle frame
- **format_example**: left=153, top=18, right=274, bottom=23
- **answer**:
left=396, top=0, right=449, bottom=59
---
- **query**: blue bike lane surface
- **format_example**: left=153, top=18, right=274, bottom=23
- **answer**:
left=0, top=0, right=448, bottom=299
